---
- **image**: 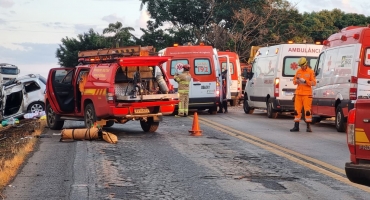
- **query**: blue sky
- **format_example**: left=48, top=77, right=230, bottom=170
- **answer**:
left=0, top=0, right=369, bottom=78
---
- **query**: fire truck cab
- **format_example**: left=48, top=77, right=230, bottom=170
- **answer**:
left=45, top=46, right=178, bottom=132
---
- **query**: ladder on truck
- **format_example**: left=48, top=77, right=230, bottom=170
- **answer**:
left=77, top=46, right=156, bottom=65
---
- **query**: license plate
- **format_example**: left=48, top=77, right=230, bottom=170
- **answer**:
left=285, top=92, right=293, bottom=96
left=134, top=108, right=150, bottom=114
left=207, top=90, right=215, bottom=94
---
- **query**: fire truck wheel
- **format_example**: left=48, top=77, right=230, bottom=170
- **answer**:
left=243, top=99, right=254, bottom=114
left=84, top=103, right=97, bottom=128
left=46, top=103, right=64, bottom=130
left=140, top=117, right=159, bottom=133
left=335, top=105, right=346, bottom=132
left=104, top=120, right=115, bottom=127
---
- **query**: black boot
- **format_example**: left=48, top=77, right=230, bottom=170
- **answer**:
left=306, top=122, right=312, bottom=132
left=290, top=122, right=299, bottom=132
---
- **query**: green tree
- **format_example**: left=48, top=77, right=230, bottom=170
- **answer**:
left=103, top=21, right=136, bottom=47
left=56, top=29, right=110, bottom=67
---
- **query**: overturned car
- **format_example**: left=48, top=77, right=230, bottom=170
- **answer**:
left=0, top=74, right=46, bottom=120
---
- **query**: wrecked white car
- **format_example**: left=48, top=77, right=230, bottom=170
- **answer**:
left=0, top=74, right=46, bottom=120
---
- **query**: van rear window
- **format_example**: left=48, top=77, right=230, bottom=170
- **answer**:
left=194, top=59, right=212, bottom=75
left=282, top=56, right=318, bottom=77
left=221, top=62, right=234, bottom=74
left=170, top=59, right=189, bottom=76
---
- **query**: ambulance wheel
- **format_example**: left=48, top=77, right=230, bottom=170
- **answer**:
left=335, top=105, right=346, bottom=132
left=267, top=99, right=278, bottom=118
left=243, top=99, right=254, bottom=114
left=104, top=120, right=115, bottom=127
left=46, top=103, right=64, bottom=130
left=208, top=106, right=217, bottom=114
left=84, top=103, right=97, bottom=129
left=140, top=117, right=159, bottom=132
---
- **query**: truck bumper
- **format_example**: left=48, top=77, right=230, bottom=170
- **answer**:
left=345, top=162, right=370, bottom=186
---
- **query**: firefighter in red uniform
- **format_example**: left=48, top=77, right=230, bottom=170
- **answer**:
left=174, top=64, right=192, bottom=117
left=290, top=57, right=316, bottom=132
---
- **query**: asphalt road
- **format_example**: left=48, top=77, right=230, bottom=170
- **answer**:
left=3, top=106, right=369, bottom=200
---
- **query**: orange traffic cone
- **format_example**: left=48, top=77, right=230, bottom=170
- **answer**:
left=189, top=112, right=203, bottom=136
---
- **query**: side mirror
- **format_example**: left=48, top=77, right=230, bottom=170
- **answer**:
left=315, top=68, right=321, bottom=77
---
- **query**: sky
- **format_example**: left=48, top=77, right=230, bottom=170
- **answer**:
left=0, top=0, right=369, bottom=79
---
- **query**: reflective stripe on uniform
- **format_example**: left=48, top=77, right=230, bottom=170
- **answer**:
left=178, top=90, right=189, bottom=94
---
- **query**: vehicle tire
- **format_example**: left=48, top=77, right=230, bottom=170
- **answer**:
left=335, top=105, right=346, bottom=132
left=267, top=99, right=278, bottom=118
left=46, top=103, right=64, bottom=130
left=243, top=99, right=254, bottom=114
left=140, top=117, right=159, bottom=132
left=208, top=106, right=217, bottom=114
left=104, top=120, right=115, bottom=127
left=27, top=102, right=45, bottom=113
left=311, top=117, right=322, bottom=125
left=84, top=103, right=97, bottom=129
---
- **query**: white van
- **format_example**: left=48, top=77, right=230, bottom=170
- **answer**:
left=312, top=26, right=370, bottom=132
left=243, top=43, right=323, bottom=118
left=159, top=44, right=231, bottom=114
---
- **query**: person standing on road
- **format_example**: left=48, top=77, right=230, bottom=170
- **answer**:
left=290, top=57, right=316, bottom=132
left=218, top=69, right=228, bottom=113
left=174, top=64, right=192, bottom=117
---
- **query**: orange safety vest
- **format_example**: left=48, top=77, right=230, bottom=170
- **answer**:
left=293, top=67, right=316, bottom=96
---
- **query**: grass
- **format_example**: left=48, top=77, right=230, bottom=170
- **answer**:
left=0, top=119, right=47, bottom=197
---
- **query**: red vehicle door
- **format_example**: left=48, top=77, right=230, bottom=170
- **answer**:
left=354, top=99, right=370, bottom=160
left=47, top=68, right=76, bottom=113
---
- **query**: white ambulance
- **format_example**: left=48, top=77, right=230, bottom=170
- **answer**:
left=243, top=43, right=323, bottom=118
left=312, top=26, right=370, bottom=132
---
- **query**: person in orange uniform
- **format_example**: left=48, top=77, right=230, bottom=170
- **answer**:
left=290, top=57, right=316, bottom=132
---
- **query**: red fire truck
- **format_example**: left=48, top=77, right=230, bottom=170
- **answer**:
left=346, top=99, right=370, bottom=186
left=45, top=46, right=179, bottom=132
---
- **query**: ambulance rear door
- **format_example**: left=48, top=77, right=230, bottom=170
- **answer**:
left=190, top=57, right=218, bottom=100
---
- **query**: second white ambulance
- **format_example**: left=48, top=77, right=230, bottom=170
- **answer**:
left=244, top=43, right=323, bottom=118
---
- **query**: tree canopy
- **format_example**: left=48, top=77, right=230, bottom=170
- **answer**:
left=56, top=1, right=370, bottom=65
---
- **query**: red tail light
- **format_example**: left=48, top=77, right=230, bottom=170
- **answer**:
left=106, top=87, right=115, bottom=104
left=274, top=78, right=280, bottom=97
left=347, top=108, right=356, bottom=155
left=349, top=76, right=358, bottom=100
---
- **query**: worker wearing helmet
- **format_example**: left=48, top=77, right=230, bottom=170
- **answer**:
left=290, top=57, right=316, bottom=132
left=174, top=64, right=192, bottom=117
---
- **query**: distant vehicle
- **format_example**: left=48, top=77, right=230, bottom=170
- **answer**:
left=218, top=51, right=242, bottom=106
left=1, top=74, right=46, bottom=120
left=159, top=43, right=229, bottom=114
left=243, top=43, right=323, bottom=118
left=0, top=63, right=20, bottom=82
